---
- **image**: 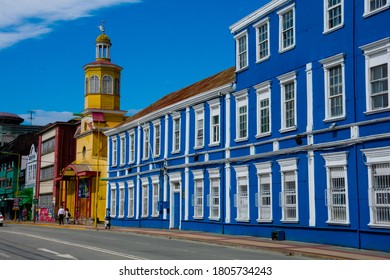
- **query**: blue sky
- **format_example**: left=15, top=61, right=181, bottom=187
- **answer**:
left=0, top=0, right=267, bottom=125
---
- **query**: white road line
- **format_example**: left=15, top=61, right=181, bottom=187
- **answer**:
left=3, top=230, right=147, bottom=260
left=38, top=248, right=78, bottom=260
left=0, top=252, right=11, bottom=258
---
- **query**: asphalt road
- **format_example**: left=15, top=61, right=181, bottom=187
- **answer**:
left=0, top=223, right=309, bottom=260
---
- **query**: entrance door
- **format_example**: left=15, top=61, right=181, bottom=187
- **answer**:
left=171, top=181, right=181, bottom=229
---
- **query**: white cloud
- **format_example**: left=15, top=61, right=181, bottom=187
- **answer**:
left=19, top=110, right=75, bottom=126
left=0, top=0, right=140, bottom=49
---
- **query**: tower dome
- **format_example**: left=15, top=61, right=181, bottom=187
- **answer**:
left=95, top=20, right=111, bottom=61
left=96, top=33, right=111, bottom=45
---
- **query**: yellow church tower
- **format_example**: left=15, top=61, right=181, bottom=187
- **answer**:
left=58, top=22, right=127, bottom=225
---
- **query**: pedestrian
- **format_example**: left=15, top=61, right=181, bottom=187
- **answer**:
left=58, top=206, right=65, bottom=225
left=65, top=208, right=70, bottom=224
left=22, top=207, right=28, bottom=221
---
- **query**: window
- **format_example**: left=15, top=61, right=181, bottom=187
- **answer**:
left=141, top=179, right=149, bottom=217
left=235, top=30, right=248, bottom=71
left=322, top=152, right=350, bottom=224
left=320, top=53, right=346, bottom=120
left=41, top=138, right=55, bottom=155
left=362, top=147, right=390, bottom=227
left=234, top=166, right=249, bottom=221
left=194, top=105, right=204, bottom=148
left=40, top=166, right=54, bottom=181
left=127, top=181, right=134, bottom=218
left=277, top=158, right=298, bottom=222
left=255, top=162, right=272, bottom=222
left=152, top=177, right=160, bottom=217
left=192, top=170, right=204, bottom=218
left=364, top=0, right=389, bottom=16
left=143, top=125, right=150, bottom=160
left=120, top=134, right=126, bottom=165
left=90, top=75, right=100, bottom=93
left=208, top=169, right=220, bottom=220
left=324, top=0, right=344, bottom=33
left=278, top=72, right=297, bottom=132
left=118, top=183, right=125, bottom=218
left=234, top=90, right=249, bottom=141
left=114, top=78, right=120, bottom=96
left=208, top=100, right=220, bottom=146
left=278, top=4, right=295, bottom=52
left=102, top=75, right=113, bottom=94
left=129, top=131, right=135, bottom=163
left=361, top=38, right=390, bottom=113
left=112, top=138, right=117, bottom=166
left=172, top=114, right=181, bottom=153
left=110, top=184, right=116, bottom=217
left=254, top=18, right=270, bottom=62
left=255, top=81, right=271, bottom=137
left=153, top=122, right=161, bottom=157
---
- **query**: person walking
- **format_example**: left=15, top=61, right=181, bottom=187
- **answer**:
left=58, top=206, right=65, bottom=225
left=65, top=208, right=70, bottom=224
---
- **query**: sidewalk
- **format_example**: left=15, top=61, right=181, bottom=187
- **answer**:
left=7, top=220, right=390, bottom=260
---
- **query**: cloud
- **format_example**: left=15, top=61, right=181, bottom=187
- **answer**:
left=19, top=110, right=75, bottom=126
left=0, top=0, right=140, bottom=49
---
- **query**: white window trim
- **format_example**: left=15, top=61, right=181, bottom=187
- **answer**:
left=255, top=162, right=273, bottom=223
left=277, top=158, right=299, bottom=223
left=151, top=175, right=160, bottom=217
left=119, top=133, right=126, bottom=166
left=321, top=152, right=350, bottom=225
left=363, top=0, right=390, bottom=17
left=208, top=99, right=221, bottom=147
left=255, top=81, right=272, bottom=138
left=111, top=137, right=118, bottom=167
left=172, top=113, right=181, bottom=154
left=361, top=38, right=390, bottom=114
left=234, top=165, right=250, bottom=222
left=233, top=89, right=249, bottom=142
left=118, top=182, right=125, bottom=218
left=142, top=124, right=150, bottom=161
left=110, top=183, right=117, bottom=217
left=141, top=178, right=149, bottom=218
left=362, top=146, right=390, bottom=228
left=192, top=170, right=204, bottom=219
left=320, top=53, right=346, bottom=121
left=323, top=0, right=344, bottom=34
left=127, top=180, right=135, bottom=218
left=278, top=71, right=297, bottom=132
left=278, top=3, right=296, bottom=53
left=253, top=17, right=270, bottom=63
left=234, top=30, right=249, bottom=72
left=153, top=120, right=161, bottom=158
left=128, top=130, right=135, bottom=164
left=208, top=168, right=220, bottom=221
left=193, top=104, right=205, bottom=149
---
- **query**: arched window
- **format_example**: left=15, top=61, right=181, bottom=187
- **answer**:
left=102, top=75, right=113, bottom=94
left=82, top=146, right=87, bottom=159
left=90, top=75, right=100, bottom=93
left=114, top=78, right=120, bottom=96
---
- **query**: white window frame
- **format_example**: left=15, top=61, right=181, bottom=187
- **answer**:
left=255, top=162, right=273, bottom=222
left=141, top=178, right=149, bottom=218
left=234, top=165, right=249, bottom=222
left=127, top=180, right=135, bottom=218
left=111, top=137, right=117, bottom=166
left=320, top=53, right=346, bottom=121
left=254, top=17, right=270, bottom=62
left=233, top=89, right=249, bottom=142
left=119, top=134, right=126, bottom=166
left=90, top=75, right=100, bottom=93
left=322, top=152, right=350, bottom=225
left=194, top=104, right=205, bottom=149
left=208, top=99, right=220, bottom=146
left=255, top=81, right=272, bottom=137
left=324, top=0, right=344, bottom=34
left=278, top=4, right=295, bottom=53
left=235, top=30, right=248, bottom=71
left=364, top=0, right=390, bottom=17
left=362, top=146, right=390, bottom=228
left=142, top=125, right=150, bottom=160
left=110, top=183, right=117, bottom=217
left=102, top=75, right=113, bottom=94
left=192, top=170, right=204, bottom=219
left=118, top=183, right=125, bottom=218
left=151, top=176, right=160, bottom=217
left=128, top=130, right=135, bottom=163
left=153, top=121, right=161, bottom=158
left=208, top=168, right=220, bottom=220
left=278, top=71, right=297, bottom=132
left=172, top=113, right=181, bottom=153
left=277, top=158, right=298, bottom=223
left=361, top=38, right=390, bottom=114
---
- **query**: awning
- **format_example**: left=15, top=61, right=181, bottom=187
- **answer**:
left=55, top=164, right=99, bottom=181
left=92, top=112, right=105, bottom=122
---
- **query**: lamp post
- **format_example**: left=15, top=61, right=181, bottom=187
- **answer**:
left=94, top=120, right=100, bottom=229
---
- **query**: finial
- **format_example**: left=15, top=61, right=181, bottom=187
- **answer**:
left=98, top=19, right=105, bottom=34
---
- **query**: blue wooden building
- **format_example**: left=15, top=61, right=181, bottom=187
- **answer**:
left=105, top=0, right=390, bottom=252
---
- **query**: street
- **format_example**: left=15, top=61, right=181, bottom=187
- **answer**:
left=0, top=223, right=309, bottom=260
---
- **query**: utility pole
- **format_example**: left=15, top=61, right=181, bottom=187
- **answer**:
left=28, top=111, right=35, bottom=125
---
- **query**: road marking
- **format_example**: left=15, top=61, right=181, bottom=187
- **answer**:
left=38, top=248, right=78, bottom=260
left=0, top=252, right=11, bottom=258
left=3, top=230, right=147, bottom=260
